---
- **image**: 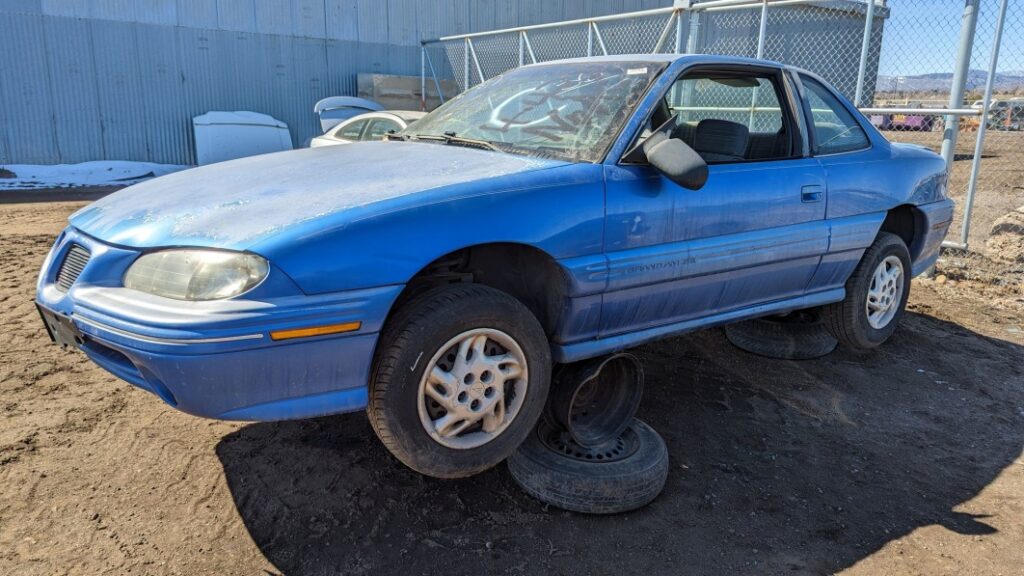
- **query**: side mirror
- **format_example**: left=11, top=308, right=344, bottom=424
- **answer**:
left=642, top=133, right=708, bottom=191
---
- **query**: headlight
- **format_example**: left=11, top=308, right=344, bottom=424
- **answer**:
left=124, top=249, right=269, bottom=301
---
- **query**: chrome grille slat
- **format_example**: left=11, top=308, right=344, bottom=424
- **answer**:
left=56, top=245, right=90, bottom=291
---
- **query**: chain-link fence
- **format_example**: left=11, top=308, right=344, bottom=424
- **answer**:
left=421, top=0, right=1024, bottom=291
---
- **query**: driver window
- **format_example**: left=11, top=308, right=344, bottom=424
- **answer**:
left=661, top=72, right=793, bottom=163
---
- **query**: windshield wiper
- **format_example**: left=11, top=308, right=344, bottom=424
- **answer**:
left=409, top=132, right=502, bottom=152
left=382, top=132, right=409, bottom=141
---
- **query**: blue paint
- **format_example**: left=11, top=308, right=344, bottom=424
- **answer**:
left=216, top=388, right=370, bottom=421
left=37, top=55, right=954, bottom=422
left=555, top=288, right=848, bottom=363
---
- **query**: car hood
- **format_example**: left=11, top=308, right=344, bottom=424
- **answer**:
left=70, top=142, right=566, bottom=250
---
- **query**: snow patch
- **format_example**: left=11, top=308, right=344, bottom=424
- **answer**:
left=0, top=161, right=191, bottom=191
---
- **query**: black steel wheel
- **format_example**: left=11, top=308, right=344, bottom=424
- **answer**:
left=507, top=418, right=668, bottom=514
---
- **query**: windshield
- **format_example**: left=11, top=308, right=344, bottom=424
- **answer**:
left=402, top=61, right=665, bottom=163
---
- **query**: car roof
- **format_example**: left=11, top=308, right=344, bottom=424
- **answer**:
left=524, top=53, right=787, bottom=70
left=339, top=110, right=425, bottom=125
left=388, top=110, right=427, bottom=122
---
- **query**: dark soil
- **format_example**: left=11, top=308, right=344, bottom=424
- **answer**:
left=2, top=202, right=1022, bottom=576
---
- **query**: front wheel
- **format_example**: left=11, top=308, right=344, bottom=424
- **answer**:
left=369, top=284, right=551, bottom=478
left=823, top=232, right=912, bottom=349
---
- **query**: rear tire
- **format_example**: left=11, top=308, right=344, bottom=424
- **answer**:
left=823, top=232, right=911, bottom=349
left=369, top=284, right=551, bottom=479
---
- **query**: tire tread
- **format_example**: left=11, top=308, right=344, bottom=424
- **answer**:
left=369, top=283, right=550, bottom=478
left=507, top=419, right=669, bottom=514
left=823, top=232, right=910, bottom=350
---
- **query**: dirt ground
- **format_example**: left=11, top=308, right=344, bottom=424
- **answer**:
left=1, top=201, right=1023, bottom=576
left=889, top=128, right=1024, bottom=273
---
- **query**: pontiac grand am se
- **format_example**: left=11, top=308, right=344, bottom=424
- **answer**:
left=36, top=54, right=953, bottom=478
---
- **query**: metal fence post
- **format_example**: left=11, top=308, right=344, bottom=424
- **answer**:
left=748, top=0, right=768, bottom=128
left=420, top=46, right=427, bottom=111
left=854, top=0, right=878, bottom=106
left=940, top=0, right=980, bottom=172
left=523, top=31, right=537, bottom=63
left=756, top=0, right=768, bottom=59
left=674, top=9, right=684, bottom=53
left=463, top=37, right=470, bottom=90
left=423, top=46, right=445, bottom=105
left=653, top=13, right=678, bottom=54
left=959, top=0, right=1009, bottom=247
left=467, top=38, right=485, bottom=83
left=593, top=22, right=608, bottom=55
left=587, top=21, right=594, bottom=56
left=686, top=9, right=700, bottom=54
left=518, top=31, right=524, bottom=66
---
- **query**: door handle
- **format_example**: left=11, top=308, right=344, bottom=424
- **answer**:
left=801, top=185, right=823, bottom=203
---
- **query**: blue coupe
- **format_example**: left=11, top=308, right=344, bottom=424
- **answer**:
left=36, top=55, right=953, bottom=478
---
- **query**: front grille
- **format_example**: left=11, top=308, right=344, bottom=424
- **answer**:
left=56, top=244, right=90, bottom=291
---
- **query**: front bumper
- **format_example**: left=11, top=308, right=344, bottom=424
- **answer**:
left=36, top=226, right=402, bottom=420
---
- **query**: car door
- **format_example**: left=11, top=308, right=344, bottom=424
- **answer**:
left=793, top=73, right=884, bottom=294
left=600, top=65, right=829, bottom=338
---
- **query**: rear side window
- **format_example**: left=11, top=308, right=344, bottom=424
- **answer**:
left=363, top=118, right=400, bottom=141
left=336, top=119, right=367, bottom=140
left=800, top=76, right=870, bottom=155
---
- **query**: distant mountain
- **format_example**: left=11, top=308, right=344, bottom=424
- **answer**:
left=877, top=69, right=1024, bottom=92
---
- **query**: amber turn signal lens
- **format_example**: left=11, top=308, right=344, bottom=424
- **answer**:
left=269, top=321, right=361, bottom=341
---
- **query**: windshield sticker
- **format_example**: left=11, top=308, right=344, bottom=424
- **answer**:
left=627, top=67, right=648, bottom=75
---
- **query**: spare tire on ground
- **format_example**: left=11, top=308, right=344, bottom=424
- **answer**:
left=985, top=205, right=1024, bottom=264
left=724, top=310, right=837, bottom=360
left=507, top=418, right=668, bottom=514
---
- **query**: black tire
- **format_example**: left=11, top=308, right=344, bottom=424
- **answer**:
left=724, top=311, right=837, bottom=360
left=823, top=232, right=912, bottom=349
left=369, top=284, right=551, bottom=479
left=508, top=418, right=669, bottom=514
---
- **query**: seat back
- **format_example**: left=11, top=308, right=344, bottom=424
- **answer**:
left=693, top=119, right=749, bottom=162
left=745, top=130, right=788, bottom=160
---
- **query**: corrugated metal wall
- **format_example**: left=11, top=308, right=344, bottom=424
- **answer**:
left=0, top=0, right=669, bottom=165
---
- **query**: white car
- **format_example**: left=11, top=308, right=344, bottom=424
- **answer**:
left=309, top=111, right=426, bottom=147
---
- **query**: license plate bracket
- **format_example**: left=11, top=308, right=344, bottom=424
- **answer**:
left=35, top=302, right=84, bottom=349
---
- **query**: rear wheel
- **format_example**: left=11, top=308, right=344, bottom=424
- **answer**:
left=823, top=232, right=911, bottom=349
left=369, top=284, right=551, bottom=478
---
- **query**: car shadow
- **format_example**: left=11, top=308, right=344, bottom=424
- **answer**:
left=216, top=312, right=1024, bottom=575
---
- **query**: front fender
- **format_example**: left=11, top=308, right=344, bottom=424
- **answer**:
left=252, top=163, right=606, bottom=295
